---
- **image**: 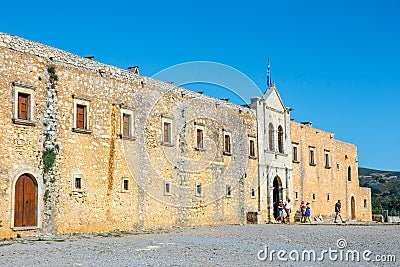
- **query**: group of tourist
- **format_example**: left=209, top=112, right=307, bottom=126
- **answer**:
left=275, top=199, right=345, bottom=223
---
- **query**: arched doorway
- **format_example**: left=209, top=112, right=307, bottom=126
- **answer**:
left=351, top=196, right=356, bottom=220
left=273, top=176, right=283, bottom=219
left=14, top=174, right=38, bottom=227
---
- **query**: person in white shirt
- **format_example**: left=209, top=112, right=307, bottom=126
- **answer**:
left=283, top=198, right=292, bottom=223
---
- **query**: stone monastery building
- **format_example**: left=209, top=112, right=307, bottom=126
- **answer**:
left=0, top=33, right=371, bottom=238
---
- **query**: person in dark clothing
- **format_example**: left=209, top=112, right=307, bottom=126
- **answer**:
left=334, top=200, right=345, bottom=223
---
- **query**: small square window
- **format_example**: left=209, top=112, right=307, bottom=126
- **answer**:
left=195, top=182, right=202, bottom=196
left=250, top=187, right=256, bottom=199
left=226, top=184, right=232, bottom=197
left=164, top=181, right=171, bottom=196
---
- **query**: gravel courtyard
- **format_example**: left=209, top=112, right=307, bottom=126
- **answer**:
left=1, top=224, right=399, bottom=266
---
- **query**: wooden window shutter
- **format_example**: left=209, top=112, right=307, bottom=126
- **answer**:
left=76, top=104, right=86, bottom=129
left=224, top=135, right=230, bottom=152
left=18, top=93, right=29, bottom=120
left=250, top=140, right=254, bottom=156
left=163, top=122, right=170, bottom=143
left=123, top=114, right=130, bottom=137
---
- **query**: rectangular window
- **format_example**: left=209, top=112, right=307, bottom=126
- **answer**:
left=75, top=177, right=82, bottom=190
left=226, top=184, right=232, bottom=197
left=309, top=146, right=316, bottom=166
left=164, top=181, right=171, bottom=195
left=123, top=113, right=131, bottom=137
left=121, top=178, right=129, bottom=192
left=163, top=122, right=171, bottom=143
left=324, top=150, right=331, bottom=169
left=364, top=199, right=367, bottom=208
left=249, top=135, right=256, bottom=158
left=292, top=143, right=299, bottom=162
left=327, top=194, right=330, bottom=201
left=120, top=106, right=135, bottom=140
left=250, top=187, right=256, bottom=199
left=13, top=83, right=36, bottom=126
left=312, top=193, right=316, bottom=201
left=76, top=104, right=86, bottom=129
left=295, top=191, right=298, bottom=200
left=161, top=116, right=173, bottom=146
left=196, top=129, right=204, bottom=149
left=224, top=134, right=231, bottom=154
left=18, top=93, right=30, bottom=120
left=195, top=182, right=202, bottom=196
left=223, top=131, right=232, bottom=155
left=73, top=95, right=91, bottom=134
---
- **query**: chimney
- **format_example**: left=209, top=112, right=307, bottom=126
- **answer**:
left=128, top=66, right=139, bottom=75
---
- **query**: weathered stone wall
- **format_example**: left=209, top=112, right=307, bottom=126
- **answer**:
left=0, top=32, right=258, bottom=238
left=290, top=121, right=371, bottom=221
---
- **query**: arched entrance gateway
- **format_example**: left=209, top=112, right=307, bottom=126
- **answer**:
left=14, top=174, right=38, bottom=227
left=273, top=176, right=283, bottom=219
left=351, top=196, right=356, bottom=220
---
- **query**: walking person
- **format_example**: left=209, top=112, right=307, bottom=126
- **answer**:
left=276, top=200, right=284, bottom=222
left=334, top=200, right=345, bottom=223
left=305, top=202, right=312, bottom=223
left=300, top=201, right=306, bottom=223
left=283, top=198, right=292, bottom=223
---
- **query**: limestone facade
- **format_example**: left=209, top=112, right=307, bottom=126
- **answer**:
left=0, top=32, right=371, bottom=238
left=290, top=121, right=372, bottom=221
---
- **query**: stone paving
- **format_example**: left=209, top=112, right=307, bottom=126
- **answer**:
left=0, top=223, right=399, bottom=266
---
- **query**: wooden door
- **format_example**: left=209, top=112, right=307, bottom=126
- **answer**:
left=14, top=174, right=37, bottom=227
left=351, top=196, right=356, bottom=220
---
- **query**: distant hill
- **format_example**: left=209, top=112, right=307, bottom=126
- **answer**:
left=359, top=167, right=400, bottom=178
left=358, top=167, right=400, bottom=214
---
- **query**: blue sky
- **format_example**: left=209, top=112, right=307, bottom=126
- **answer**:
left=1, top=0, right=399, bottom=170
